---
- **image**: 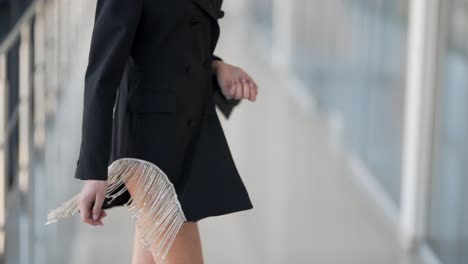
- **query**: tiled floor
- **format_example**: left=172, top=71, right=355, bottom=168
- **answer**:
left=40, top=8, right=404, bottom=264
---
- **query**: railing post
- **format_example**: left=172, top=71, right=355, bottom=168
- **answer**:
left=0, top=53, right=7, bottom=260
left=54, top=0, right=61, bottom=99
left=0, top=1, right=100, bottom=262
left=18, top=24, right=31, bottom=195
left=44, top=0, right=59, bottom=118
left=34, top=2, right=46, bottom=150
left=401, top=0, right=445, bottom=253
left=18, top=23, right=32, bottom=264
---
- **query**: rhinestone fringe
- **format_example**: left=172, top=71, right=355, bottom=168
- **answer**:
left=45, top=158, right=187, bottom=263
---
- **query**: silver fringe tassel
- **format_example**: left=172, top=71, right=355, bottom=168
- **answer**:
left=45, top=158, right=187, bottom=263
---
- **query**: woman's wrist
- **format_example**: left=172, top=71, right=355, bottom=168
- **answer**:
left=211, top=59, right=224, bottom=75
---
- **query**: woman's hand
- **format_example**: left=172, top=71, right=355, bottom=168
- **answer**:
left=78, top=180, right=108, bottom=226
left=213, top=61, right=258, bottom=102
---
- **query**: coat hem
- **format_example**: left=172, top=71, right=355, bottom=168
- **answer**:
left=185, top=203, right=254, bottom=222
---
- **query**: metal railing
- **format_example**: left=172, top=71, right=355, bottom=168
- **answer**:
left=0, top=3, right=38, bottom=261
left=0, top=0, right=94, bottom=263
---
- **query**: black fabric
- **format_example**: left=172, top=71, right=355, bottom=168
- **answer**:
left=75, top=0, right=252, bottom=221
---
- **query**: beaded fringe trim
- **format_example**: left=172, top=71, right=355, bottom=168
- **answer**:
left=45, top=158, right=187, bottom=263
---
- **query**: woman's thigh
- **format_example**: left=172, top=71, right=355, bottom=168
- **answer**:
left=132, top=226, right=156, bottom=264
left=126, top=181, right=204, bottom=264
left=166, top=221, right=204, bottom=264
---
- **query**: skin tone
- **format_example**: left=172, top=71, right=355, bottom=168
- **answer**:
left=78, top=180, right=107, bottom=226
left=212, top=60, right=259, bottom=102
left=78, top=60, right=258, bottom=263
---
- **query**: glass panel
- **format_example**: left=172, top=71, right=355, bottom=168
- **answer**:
left=291, top=0, right=408, bottom=203
left=428, top=0, right=468, bottom=263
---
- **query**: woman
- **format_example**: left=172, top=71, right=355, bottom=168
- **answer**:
left=46, top=0, right=257, bottom=263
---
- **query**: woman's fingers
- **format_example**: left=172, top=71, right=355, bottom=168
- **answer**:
left=79, top=198, right=90, bottom=222
left=93, top=193, right=105, bottom=222
left=93, top=210, right=106, bottom=225
left=97, top=209, right=107, bottom=222
left=242, top=71, right=258, bottom=90
left=227, top=80, right=237, bottom=99
left=248, top=80, right=254, bottom=90
left=219, top=65, right=259, bottom=102
left=254, top=82, right=259, bottom=100
left=235, top=80, right=243, bottom=99
left=242, top=80, right=251, bottom=101
left=247, top=80, right=257, bottom=101
left=250, top=77, right=259, bottom=90
left=79, top=195, right=103, bottom=226
left=224, top=73, right=258, bottom=102
left=227, top=77, right=258, bottom=101
left=79, top=199, right=99, bottom=226
left=249, top=81, right=257, bottom=101
left=241, top=73, right=258, bottom=101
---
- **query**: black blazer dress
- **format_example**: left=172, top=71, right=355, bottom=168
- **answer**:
left=73, top=0, right=253, bottom=222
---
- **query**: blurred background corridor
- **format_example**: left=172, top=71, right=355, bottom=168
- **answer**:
left=0, top=0, right=467, bottom=263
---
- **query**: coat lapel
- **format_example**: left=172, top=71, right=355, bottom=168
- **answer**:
left=192, top=0, right=222, bottom=21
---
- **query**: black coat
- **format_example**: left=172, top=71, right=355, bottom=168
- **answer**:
left=74, top=0, right=252, bottom=221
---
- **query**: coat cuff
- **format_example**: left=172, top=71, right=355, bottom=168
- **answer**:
left=212, top=55, right=222, bottom=62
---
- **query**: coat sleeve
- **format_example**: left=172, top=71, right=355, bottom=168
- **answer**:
left=75, top=0, right=143, bottom=181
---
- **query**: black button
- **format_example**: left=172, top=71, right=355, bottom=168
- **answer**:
left=218, top=10, right=225, bottom=18
left=185, top=64, right=191, bottom=73
left=187, top=119, right=195, bottom=127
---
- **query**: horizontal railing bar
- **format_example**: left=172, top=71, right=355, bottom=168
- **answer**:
left=0, top=1, right=39, bottom=55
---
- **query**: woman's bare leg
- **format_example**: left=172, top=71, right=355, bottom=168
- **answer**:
left=127, top=179, right=155, bottom=264
left=126, top=176, right=204, bottom=264
left=164, top=221, right=204, bottom=264
left=132, top=226, right=156, bottom=264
